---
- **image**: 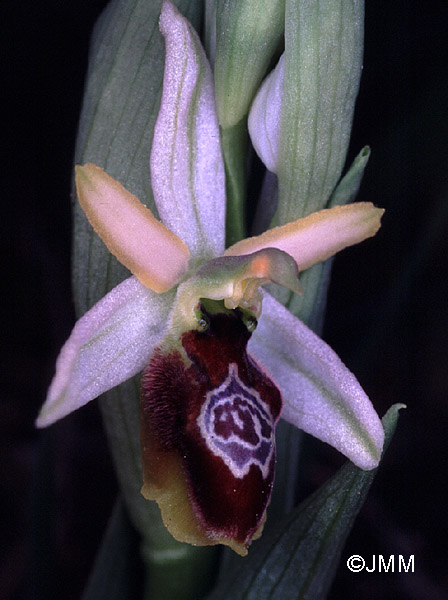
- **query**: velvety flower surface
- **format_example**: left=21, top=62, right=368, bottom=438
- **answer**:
left=140, top=301, right=282, bottom=555
left=37, top=1, right=385, bottom=555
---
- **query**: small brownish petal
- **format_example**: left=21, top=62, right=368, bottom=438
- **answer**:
left=140, top=306, right=282, bottom=555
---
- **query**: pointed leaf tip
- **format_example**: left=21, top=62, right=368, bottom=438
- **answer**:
left=75, top=164, right=190, bottom=293
left=381, top=403, right=406, bottom=453
left=330, top=146, right=371, bottom=208
left=207, top=402, right=404, bottom=600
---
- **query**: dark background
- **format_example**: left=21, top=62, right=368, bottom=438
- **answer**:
left=2, top=1, right=447, bottom=599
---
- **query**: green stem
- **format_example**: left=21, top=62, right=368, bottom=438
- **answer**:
left=142, top=541, right=218, bottom=600
left=221, top=120, right=247, bottom=246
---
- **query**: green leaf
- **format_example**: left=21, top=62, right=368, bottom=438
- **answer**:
left=72, top=2, right=219, bottom=598
left=329, top=146, right=371, bottom=207
left=207, top=404, right=404, bottom=600
left=214, top=0, right=286, bottom=246
left=268, top=420, right=303, bottom=519
left=278, top=0, right=364, bottom=224
left=204, top=0, right=218, bottom=63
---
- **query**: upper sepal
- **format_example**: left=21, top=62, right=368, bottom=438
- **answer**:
left=249, top=293, right=384, bottom=470
left=140, top=302, right=282, bottom=555
left=150, top=0, right=226, bottom=260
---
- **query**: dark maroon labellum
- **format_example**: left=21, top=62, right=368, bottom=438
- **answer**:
left=141, top=304, right=282, bottom=548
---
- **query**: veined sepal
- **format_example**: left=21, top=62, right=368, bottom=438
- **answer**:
left=36, top=277, right=175, bottom=428
left=151, top=0, right=226, bottom=260
left=250, top=292, right=385, bottom=470
left=140, top=301, right=283, bottom=555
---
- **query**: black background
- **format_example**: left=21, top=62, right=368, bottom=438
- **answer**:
left=2, top=1, right=447, bottom=598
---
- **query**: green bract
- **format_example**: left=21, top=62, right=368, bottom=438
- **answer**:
left=280, top=0, right=365, bottom=223
left=214, top=0, right=285, bottom=129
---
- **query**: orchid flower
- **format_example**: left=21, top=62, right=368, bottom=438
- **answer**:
left=36, top=1, right=384, bottom=557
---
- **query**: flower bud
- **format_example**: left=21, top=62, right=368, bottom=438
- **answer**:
left=248, top=53, right=285, bottom=174
left=214, top=0, right=285, bottom=128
